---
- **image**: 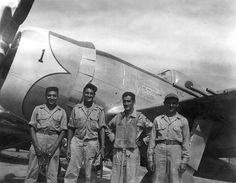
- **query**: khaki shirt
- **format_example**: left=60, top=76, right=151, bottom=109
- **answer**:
left=29, top=104, right=67, bottom=132
left=68, top=103, right=105, bottom=140
left=108, top=110, right=153, bottom=148
left=147, top=112, right=190, bottom=163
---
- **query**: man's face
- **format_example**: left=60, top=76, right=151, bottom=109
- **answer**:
left=83, top=88, right=95, bottom=103
left=164, top=97, right=179, bottom=114
left=123, top=96, right=135, bottom=112
left=46, top=90, right=58, bottom=106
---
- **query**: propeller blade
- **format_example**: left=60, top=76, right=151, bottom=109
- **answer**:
left=0, top=6, right=12, bottom=56
left=0, top=6, right=12, bottom=35
left=2, top=0, right=34, bottom=44
left=13, top=0, right=34, bottom=25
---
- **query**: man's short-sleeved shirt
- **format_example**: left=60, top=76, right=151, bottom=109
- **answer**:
left=29, top=104, right=67, bottom=132
left=108, top=110, right=152, bottom=148
left=147, top=112, right=190, bottom=163
left=153, top=113, right=188, bottom=142
left=109, top=110, right=152, bottom=133
left=68, top=103, right=106, bottom=140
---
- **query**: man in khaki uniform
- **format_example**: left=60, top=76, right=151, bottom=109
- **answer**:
left=147, top=93, right=190, bottom=183
left=106, top=91, right=152, bottom=183
left=25, top=87, right=67, bottom=183
left=64, top=83, right=106, bottom=183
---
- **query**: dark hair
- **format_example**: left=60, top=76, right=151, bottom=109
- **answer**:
left=83, top=83, right=97, bottom=93
left=45, top=87, right=59, bottom=95
left=122, top=91, right=135, bottom=101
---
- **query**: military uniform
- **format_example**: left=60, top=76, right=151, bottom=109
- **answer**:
left=25, top=104, right=67, bottom=183
left=147, top=113, right=190, bottom=183
left=64, top=103, right=105, bottom=183
left=107, top=110, right=152, bottom=183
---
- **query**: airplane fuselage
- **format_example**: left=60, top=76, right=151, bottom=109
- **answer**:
left=0, top=28, right=190, bottom=121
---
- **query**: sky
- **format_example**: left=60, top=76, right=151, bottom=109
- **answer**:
left=2, top=0, right=236, bottom=90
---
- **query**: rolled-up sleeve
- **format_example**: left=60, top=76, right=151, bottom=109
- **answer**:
left=137, top=113, right=153, bottom=144
left=60, top=110, right=68, bottom=131
left=28, top=107, right=38, bottom=129
left=143, top=115, right=153, bottom=137
left=68, top=108, right=76, bottom=129
left=147, top=119, right=157, bottom=162
left=138, top=114, right=153, bottom=128
left=181, top=118, right=190, bottom=164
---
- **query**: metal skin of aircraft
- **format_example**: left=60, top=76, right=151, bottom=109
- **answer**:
left=0, top=0, right=236, bottom=182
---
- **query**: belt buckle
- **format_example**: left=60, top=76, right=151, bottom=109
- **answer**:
left=42, top=129, right=47, bottom=134
left=166, top=140, right=171, bottom=145
left=43, top=128, right=51, bottom=135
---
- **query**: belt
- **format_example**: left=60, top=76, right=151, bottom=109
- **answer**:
left=115, top=147, right=137, bottom=151
left=37, top=129, right=59, bottom=135
left=156, top=139, right=181, bottom=145
left=75, top=136, right=98, bottom=141
left=83, top=137, right=98, bottom=142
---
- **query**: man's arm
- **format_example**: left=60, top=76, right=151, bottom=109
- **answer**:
left=105, top=115, right=117, bottom=143
left=65, top=127, right=75, bottom=160
left=29, top=107, right=42, bottom=156
left=98, top=110, right=106, bottom=160
left=140, top=113, right=153, bottom=145
left=147, top=119, right=156, bottom=171
left=181, top=118, right=190, bottom=164
left=179, top=118, right=190, bottom=174
left=98, top=109, right=106, bottom=153
left=66, top=108, right=76, bottom=160
left=98, top=111, right=105, bottom=179
left=67, top=127, right=75, bottom=147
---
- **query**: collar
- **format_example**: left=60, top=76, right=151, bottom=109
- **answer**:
left=121, top=109, right=137, bottom=118
left=41, top=104, right=60, bottom=114
left=163, top=112, right=180, bottom=124
left=82, top=102, right=95, bottom=109
left=81, top=102, right=96, bottom=115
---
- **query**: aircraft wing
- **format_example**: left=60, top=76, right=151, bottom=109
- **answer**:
left=138, top=89, right=236, bottom=182
left=140, top=89, right=236, bottom=157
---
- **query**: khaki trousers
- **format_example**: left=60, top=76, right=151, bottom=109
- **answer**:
left=111, top=148, right=140, bottom=183
left=64, top=136, right=99, bottom=183
left=153, top=144, right=182, bottom=183
left=24, top=133, right=60, bottom=183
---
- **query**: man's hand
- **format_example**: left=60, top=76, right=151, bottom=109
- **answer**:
left=35, top=146, right=43, bottom=157
left=105, top=129, right=115, bottom=142
left=46, top=145, right=57, bottom=158
left=147, top=161, right=155, bottom=172
left=143, top=136, right=150, bottom=145
left=178, top=163, right=187, bottom=174
left=66, top=148, right=71, bottom=161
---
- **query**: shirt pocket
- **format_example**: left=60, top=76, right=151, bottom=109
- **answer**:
left=74, top=111, right=85, bottom=128
left=89, top=111, right=99, bottom=130
left=173, top=126, right=182, bottom=139
left=52, top=115, right=61, bottom=129
left=156, top=123, right=167, bottom=138
left=37, top=112, right=48, bottom=120
left=37, top=112, right=49, bottom=128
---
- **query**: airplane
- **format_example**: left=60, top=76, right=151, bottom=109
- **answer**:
left=0, top=0, right=236, bottom=182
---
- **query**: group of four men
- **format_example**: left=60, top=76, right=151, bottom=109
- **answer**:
left=24, top=83, right=190, bottom=183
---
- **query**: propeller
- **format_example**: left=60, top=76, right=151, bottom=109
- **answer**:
left=0, top=6, right=12, bottom=57
left=0, top=0, right=34, bottom=65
